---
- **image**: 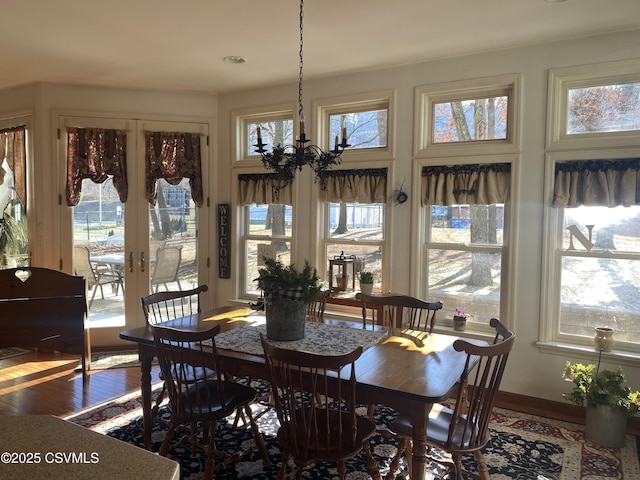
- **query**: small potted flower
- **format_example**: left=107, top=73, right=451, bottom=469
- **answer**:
left=562, top=361, right=640, bottom=447
left=453, top=309, right=469, bottom=331
left=358, top=270, right=374, bottom=295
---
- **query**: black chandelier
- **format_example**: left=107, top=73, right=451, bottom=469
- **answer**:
left=254, top=0, right=350, bottom=189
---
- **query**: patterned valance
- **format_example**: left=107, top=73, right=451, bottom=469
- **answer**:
left=144, top=132, right=203, bottom=207
left=319, top=168, right=388, bottom=204
left=66, top=128, right=128, bottom=206
left=421, top=163, right=511, bottom=206
left=0, top=126, right=27, bottom=208
left=552, top=158, right=640, bottom=208
left=237, top=173, right=293, bottom=206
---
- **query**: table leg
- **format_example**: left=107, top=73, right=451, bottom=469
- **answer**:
left=139, top=347, right=154, bottom=450
left=409, top=403, right=432, bottom=480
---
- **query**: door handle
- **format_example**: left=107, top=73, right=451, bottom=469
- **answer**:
left=140, top=251, right=146, bottom=272
left=128, top=252, right=134, bottom=273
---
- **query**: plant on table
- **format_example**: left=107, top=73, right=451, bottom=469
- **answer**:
left=358, top=271, right=374, bottom=284
left=255, top=257, right=322, bottom=303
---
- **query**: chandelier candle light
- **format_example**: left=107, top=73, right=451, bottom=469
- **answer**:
left=254, top=0, right=350, bottom=190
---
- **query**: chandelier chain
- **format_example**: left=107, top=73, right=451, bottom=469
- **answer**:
left=298, top=0, right=304, bottom=121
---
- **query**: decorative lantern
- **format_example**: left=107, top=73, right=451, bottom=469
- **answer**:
left=329, top=252, right=356, bottom=292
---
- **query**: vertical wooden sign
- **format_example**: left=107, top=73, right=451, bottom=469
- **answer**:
left=218, top=204, right=231, bottom=278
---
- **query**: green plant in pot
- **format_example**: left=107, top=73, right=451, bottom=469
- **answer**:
left=562, top=361, right=640, bottom=447
left=255, top=257, right=321, bottom=341
left=358, top=270, right=374, bottom=295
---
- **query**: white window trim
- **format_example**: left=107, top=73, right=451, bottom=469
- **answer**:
left=411, top=154, right=518, bottom=332
left=313, top=89, right=395, bottom=163
left=232, top=103, right=296, bottom=162
left=414, top=74, right=521, bottom=158
left=546, top=59, right=640, bottom=151
left=539, top=147, right=640, bottom=359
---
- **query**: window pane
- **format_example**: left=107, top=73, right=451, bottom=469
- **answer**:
left=431, top=205, right=504, bottom=245
left=248, top=204, right=293, bottom=237
left=329, top=109, right=388, bottom=149
left=567, top=82, right=640, bottom=134
left=247, top=119, right=294, bottom=156
left=560, top=257, right=640, bottom=343
left=328, top=203, right=384, bottom=240
left=428, top=249, right=501, bottom=322
left=0, top=160, right=28, bottom=268
left=563, top=206, right=640, bottom=252
left=326, top=243, right=382, bottom=292
left=245, top=240, right=292, bottom=295
left=433, top=96, right=508, bottom=143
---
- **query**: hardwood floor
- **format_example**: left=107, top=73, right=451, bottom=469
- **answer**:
left=0, top=349, right=158, bottom=417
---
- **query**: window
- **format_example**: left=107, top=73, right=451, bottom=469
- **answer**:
left=315, top=90, right=394, bottom=162
left=559, top=205, right=640, bottom=346
left=237, top=173, right=294, bottom=298
left=547, top=59, right=640, bottom=149
left=542, top=155, right=640, bottom=354
left=0, top=124, right=29, bottom=269
left=415, top=74, right=520, bottom=157
left=320, top=168, right=388, bottom=292
left=420, top=163, right=511, bottom=329
left=233, top=105, right=295, bottom=161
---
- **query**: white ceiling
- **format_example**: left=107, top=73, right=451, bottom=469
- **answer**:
left=2, top=0, right=639, bottom=94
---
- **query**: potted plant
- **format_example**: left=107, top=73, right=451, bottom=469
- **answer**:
left=562, top=361, right=640, bottom=447
left=0, top=207, right=27, bottom=268
left=358, top=270, right=374, bottom=295
left=255, top=257, right=321, bottom=341
left=453, top=308, right=469, bottom=331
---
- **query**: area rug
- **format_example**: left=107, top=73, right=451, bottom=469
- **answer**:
left=66, top=381, right=640, bottom=480
left=89, top=350, right=141, bottom=370
left=0, top=347, right=30, bottom=360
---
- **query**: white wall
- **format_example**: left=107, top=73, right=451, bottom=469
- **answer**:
left=216, top=28, right=640, bottom=404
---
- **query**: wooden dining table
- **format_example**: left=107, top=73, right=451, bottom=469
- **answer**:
left=119, top=305, right=484, bottom=480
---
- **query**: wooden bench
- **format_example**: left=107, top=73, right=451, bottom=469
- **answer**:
left=0, top=267, right=91, bottom=381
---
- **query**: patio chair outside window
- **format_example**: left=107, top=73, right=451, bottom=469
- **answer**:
left=150, top=245, right=183, bottom=292
left=73, top=246, right=124, bottom=307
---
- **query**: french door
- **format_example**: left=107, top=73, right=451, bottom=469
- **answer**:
left=59, top=115, right=210, bottom=347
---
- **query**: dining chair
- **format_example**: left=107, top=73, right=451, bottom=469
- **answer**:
left=73, top=245, right=124, bottom=307
left=141, top=284, right=208, bottom=325
left=358, top=292, right=443, bottom=333
left=141, top=285, right=209, bottom=420
left=150, top=245, right=183, bottom=292
left=260, top=332, right=379, bottom=480
left=151, top=324, right=269, bottom=479
left=306, top=289, right=330, bottom=322
left=385, top=318, right=516, bottom=480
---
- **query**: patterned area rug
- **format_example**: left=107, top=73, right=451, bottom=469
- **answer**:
left=66, top=381, right=640, bottom=480
left=0, top=347, right=30, bottom=360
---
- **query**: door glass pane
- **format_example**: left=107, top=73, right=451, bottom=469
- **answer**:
left=72, top=177, right=125, bottom=327
left=148, top=178, right=198, bottom=293
left=0, top=159, right=28, bottom=268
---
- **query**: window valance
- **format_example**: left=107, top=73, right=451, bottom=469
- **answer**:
left=552, top=158, right=640, bottom=208
left=145, top=132, right=203, bottom=207
left=0, top=126, right=27, bottom=208
left=237, top=173, right=293, bottom=205
left=319, top=168, right=387, bottom=204
left=421, top=163, right=511, bottom=206
left=66, top=128, right=128, bottom=206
